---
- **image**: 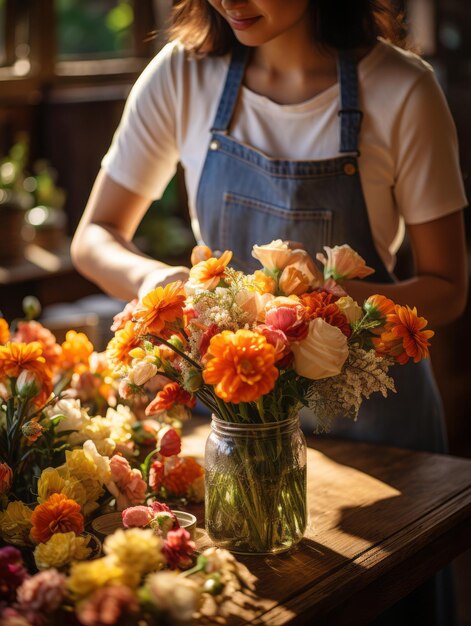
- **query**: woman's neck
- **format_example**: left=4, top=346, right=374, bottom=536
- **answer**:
left=245, top=24, right=338, bottom=105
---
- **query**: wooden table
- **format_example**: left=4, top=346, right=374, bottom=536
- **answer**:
left=182, top=420, right=471, bottom=625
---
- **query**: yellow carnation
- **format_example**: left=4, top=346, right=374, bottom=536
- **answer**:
left=37, top=468, right=88, bottom=507
left=34, top=531, right=91, bottom=570
left=68, top=556, right=138, bottom=599
left=103, top=528, right=165, bottom=575
left=0, top=501, right=32, bottom=546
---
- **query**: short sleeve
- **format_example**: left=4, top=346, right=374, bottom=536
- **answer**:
left=393, top=69, right=467, bottom=224
left=101, top=42, right=180, bottom=200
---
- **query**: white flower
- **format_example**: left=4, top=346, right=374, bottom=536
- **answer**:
left=46, top=398, right=86, bottom=432
left=128, top=361, right=158, bottom=386
left=291, top=318, right=348, bottom=380
left=146, top=571, right=201, bottom=621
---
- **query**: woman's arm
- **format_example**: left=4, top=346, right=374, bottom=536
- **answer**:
left=70, top=169, right=190, bottom=301
left=343, top=210, right=468, bottom=327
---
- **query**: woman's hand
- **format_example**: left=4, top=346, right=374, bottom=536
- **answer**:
left=137, top=265, right=190, bottom=300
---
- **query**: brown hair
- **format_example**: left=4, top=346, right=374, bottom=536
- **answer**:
left=167, top=0, right=408, bottom=56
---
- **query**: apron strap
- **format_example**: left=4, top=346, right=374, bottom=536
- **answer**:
left=211, top=43, right=250, bottom=133
left=337, top=50, right=363, bottom=155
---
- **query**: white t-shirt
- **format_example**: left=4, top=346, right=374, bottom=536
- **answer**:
left=102, top=38, right=467, bottom=272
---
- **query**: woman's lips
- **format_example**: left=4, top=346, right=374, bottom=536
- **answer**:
left=227, top=15, right=261, bottom=31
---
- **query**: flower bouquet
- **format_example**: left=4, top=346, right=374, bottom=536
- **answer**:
left=108, top=240, right=434, bottom=554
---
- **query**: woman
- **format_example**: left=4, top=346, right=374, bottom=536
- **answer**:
left=72, top=0, right=467, bottom=450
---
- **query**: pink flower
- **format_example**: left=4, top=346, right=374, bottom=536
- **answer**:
left=109, top=456, right=147, bottom=510
left=110, top=298, right=138, bottom=332
left=264, top=305, right=309, bottom=342
left=157, top=426, right=181, bottom=457
left=255, top=325, right=292, bottom=365
left=122, top=505, right=154, bottom=528
left=16, top=569, right=66, bottom=616
left=76, top=585, right=139, bottom=626
left=0, top=547, right=29, bottom=603
left=109, top=455, right=131, bottom=483
left=0, top=463, right=13, bottom=496
left=162, top=528, right=195, bottom=569
left=316, top=244, right=375, bottom=281
left=0, top=608, right=32, bottom=626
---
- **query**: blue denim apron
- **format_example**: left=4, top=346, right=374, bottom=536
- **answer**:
left=195, top=45, right=447, bottom=455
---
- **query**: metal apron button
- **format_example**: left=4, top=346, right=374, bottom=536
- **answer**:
left=343, top=163, right=356, bottom=175
left=209, top=140, right=220, bottom=151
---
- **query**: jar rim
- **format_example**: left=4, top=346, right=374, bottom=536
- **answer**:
left=210, top=414, right=299, bottom=433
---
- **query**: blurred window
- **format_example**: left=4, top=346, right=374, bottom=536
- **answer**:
left=55, top=0, right=135, bottom=60
left=0, top=0, right=5, bottom=66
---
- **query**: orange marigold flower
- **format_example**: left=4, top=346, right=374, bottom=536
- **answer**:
left=375, top=305, right=434, bottom=364
left=162, top=457, right=204, bottom=496
left=301, top=291, right=350, bottom=337
left=0, top=342, right=48, bottom=379
left=31, top=493, right=84, bottom=544
left=0, top=318, right=9, bottom=345
left=12, top=321, right=62, bottom=372
left=189, top=250, right=232, bottom=290
left=146, top=382, right=196, bottom=416
left=60, top=330, right=94, bottom=371
left=133, top=282, right=186, bottom=336
left=203, top=329, right=278, bottom=403
left=107, top=321, right=141, bottom=367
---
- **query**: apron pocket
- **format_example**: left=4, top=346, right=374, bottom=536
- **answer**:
left=221, top=192, right=333, bottom=271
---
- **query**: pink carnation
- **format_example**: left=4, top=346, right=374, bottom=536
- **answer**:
left=109, top=455, right=147, bottom=510
left=76, top=585, right=139, bottom=626
left=122, top=506, right=154, bottom=528
left=16, top=569, right=66, bottom=617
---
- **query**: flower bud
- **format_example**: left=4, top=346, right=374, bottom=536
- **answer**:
left=16, top=370, right=41, bottom=400
left=22, top=295, right=42, bottom=320
left=0, top=462, right=13, bottom=496
left=157, top=426, right=181, bottom=457
left=183, top=369, right=203, bottom=393
left=22, top=419, right=44, bottom=442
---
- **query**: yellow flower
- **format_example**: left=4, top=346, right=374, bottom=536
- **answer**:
left=68, top=556, right=138, bottom=599
left=37, top=467, right=87, bottom=508
left=0, top=501, right=32, bottom=547
left=103, top=528, right=165, bottom=576
left=61, top=451, right=105, bottom=513
left=34, top=531, right=91, bottom=570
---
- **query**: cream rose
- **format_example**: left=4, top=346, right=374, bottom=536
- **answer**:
left=279, top=250, right=324, bottom=295
left=291, top=318, right=348, bottom=380
left=335, top=296, right=363, bottom=324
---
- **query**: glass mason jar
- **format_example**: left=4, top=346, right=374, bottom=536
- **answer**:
left=205, top=414, right=307, bottom=555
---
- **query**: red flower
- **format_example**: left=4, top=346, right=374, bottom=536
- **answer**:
left=158, top=426, right=181, bottom=457
left=146, top=382, right=196, bottom=416
left=162, top=528, right=195, bottom=569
